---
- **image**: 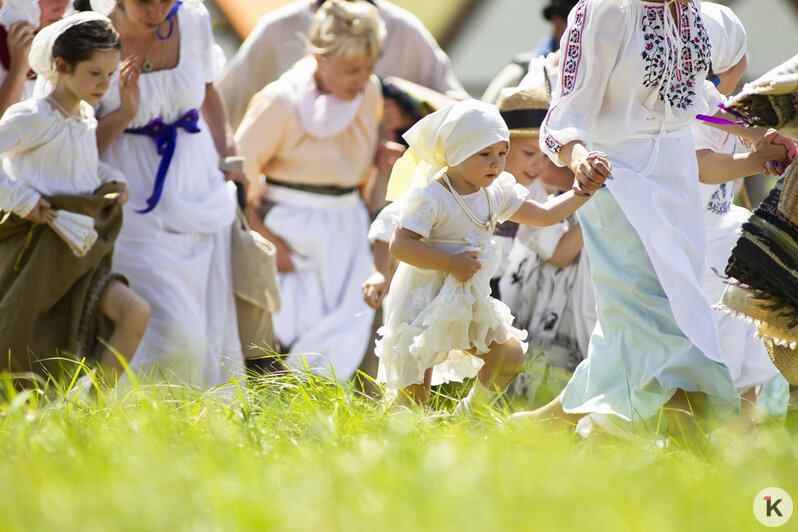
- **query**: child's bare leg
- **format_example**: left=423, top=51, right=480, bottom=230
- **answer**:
left=394, top=368, right=433, bottom=408
left=477, top=338, right=526, bottom=390
left=96, top=280, right=151, bottom=376
left=720, top=386, right=759, bottom=436
left=663, top=389, right=707, bottom=444
left=454, top=339, right=526, bottom=415
left=509, top=391, right=584, bottom=426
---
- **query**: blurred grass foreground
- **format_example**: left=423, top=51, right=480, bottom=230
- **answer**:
left=0, top=364, right=796, bottom=532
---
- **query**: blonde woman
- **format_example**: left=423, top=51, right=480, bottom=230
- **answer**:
left=236, top=0, right=385, bottom=379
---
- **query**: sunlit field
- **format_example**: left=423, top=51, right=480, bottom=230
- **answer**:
left=0, top=362, right=796, bottom=532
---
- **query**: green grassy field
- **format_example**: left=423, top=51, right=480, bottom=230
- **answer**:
left=0, top=370, right=796, bottom=532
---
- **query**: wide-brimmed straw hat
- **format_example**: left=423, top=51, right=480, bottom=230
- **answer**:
left=495, top=86, right=550, bottom=138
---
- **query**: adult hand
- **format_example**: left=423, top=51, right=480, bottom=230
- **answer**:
left=24, top=197, right=51, bottom=224
left=6, top=22, right=34, bottom=75
left=754, top=129, right=793, bottom=176
left=571, top=150, right=611, bottom=196
left=362, top=271, right=389, bottom=309
left=118, top=55, right=141, bottom=120
left=375, top=140, right=406, bottom=174
left=248, top=211, right=296, bottom=272
left=449, top=251, right=481, bottom=282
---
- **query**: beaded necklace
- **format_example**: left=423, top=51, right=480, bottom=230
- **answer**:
left=442, top=173, right=496, bottom=231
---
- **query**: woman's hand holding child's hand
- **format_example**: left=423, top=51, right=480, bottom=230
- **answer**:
left=571, top=151, right=612, bottom=197
left=448, top=251, right=481, bottom=282
left=24, top=198, right=51, bottom=225
left=118, top=56, right=141, bottom=120
left=755, top=129, right=794, bottom=176
left=362, top=271, right=389, bottom=309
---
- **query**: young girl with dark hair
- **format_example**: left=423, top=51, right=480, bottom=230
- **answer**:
left=0, top=13, right=150, bottom=382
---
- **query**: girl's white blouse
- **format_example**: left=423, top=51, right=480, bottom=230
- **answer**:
left=0, top=98, right=126, bottom=216
left=541, top=0, right=713, bottom=161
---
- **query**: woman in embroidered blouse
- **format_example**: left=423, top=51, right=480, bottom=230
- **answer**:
left=91, top=0, right=244, bottom=388
left=515, top=0, right=796, bottom=436
left=235, top=0, right=384, bottom=380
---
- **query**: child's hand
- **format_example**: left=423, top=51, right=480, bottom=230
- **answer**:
left=24, top=198, right=51, bottom=224
left=571, top=151, right=612, bottom=197
left=118, top=55, right=141, bottom=120
left=118, top=184, right=130, bottom=205
left=6, top=22, right=34, bottom=76
left=448, top=251, right=481, bottom=282
left=754, top=129, right=792, bottom=176
left=362, top=271, right=389, bottom=309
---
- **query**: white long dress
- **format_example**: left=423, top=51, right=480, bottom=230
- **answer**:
left=376, top=173, right=529, bottom=389
left=97, top=4, right=243, bottom=388
left=540, top=0, right=740, bottom=426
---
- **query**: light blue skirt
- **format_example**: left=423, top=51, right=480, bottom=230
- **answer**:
left=561, top=188, right=740, bottom=428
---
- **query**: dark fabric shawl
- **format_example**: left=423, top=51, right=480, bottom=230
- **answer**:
left=725, top=162, right=798, bottom=325
left=0, top=182, right=125, bottom=378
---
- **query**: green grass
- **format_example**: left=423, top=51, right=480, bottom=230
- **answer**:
left=0, top=368, right=796, bottom=532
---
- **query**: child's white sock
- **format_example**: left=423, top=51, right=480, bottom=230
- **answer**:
left=453, top=379, right=499, bottom=416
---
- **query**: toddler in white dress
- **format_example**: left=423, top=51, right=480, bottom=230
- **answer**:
left=375, top=100, right=606, bottom=411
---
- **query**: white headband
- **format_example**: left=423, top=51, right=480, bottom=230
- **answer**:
left=385, top=100, right=509, bottom=200
left=404, top=99, right=509, bottom=174
left=28, top=11, right=112, bottom=85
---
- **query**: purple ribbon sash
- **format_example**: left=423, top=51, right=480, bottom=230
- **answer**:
left=124, top=109, right=201, bottom=213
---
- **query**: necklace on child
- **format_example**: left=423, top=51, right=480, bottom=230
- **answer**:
left=442, top=173, right=496, bottom=231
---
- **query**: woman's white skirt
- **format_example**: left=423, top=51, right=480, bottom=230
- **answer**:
left=263, top=186, right=375, bottom=380
left=113, top=215, right=244, bottom=388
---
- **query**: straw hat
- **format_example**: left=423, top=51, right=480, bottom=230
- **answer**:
left=495, top=86, right=550, bottom=138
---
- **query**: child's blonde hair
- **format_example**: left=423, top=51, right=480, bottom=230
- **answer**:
left=308, top=0, right=386, bottom=61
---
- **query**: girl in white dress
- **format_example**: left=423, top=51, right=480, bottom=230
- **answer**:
left=517, top=0, right=795, bottom=436
left=92, top=0, right=244, bottom=388
left=375, top=99, right=606, bottom=410
left=0, top=13, right=150, bottom=379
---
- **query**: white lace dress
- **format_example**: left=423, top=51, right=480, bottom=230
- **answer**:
left=376, top=173, right=529, bottom=389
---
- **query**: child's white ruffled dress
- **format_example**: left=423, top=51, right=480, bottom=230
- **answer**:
left=376, top=172, right=529, bottom=389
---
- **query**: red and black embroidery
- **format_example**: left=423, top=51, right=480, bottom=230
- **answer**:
left=640, top=1, right=710, bottom=110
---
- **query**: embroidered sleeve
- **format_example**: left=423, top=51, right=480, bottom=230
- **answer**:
left=540, top=0, right=627, bottom=165
left=398, top=187, right=437, bottom=239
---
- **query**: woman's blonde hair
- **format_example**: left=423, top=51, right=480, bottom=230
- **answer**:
left=308, top=0, right=386, bottom=61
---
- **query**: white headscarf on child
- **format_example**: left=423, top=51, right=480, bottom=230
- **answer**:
left=385, top=99, right=509, bottom=201
left=701, top=2, right=746, bottom=74
left=28, top=11, right=111, bottom=86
